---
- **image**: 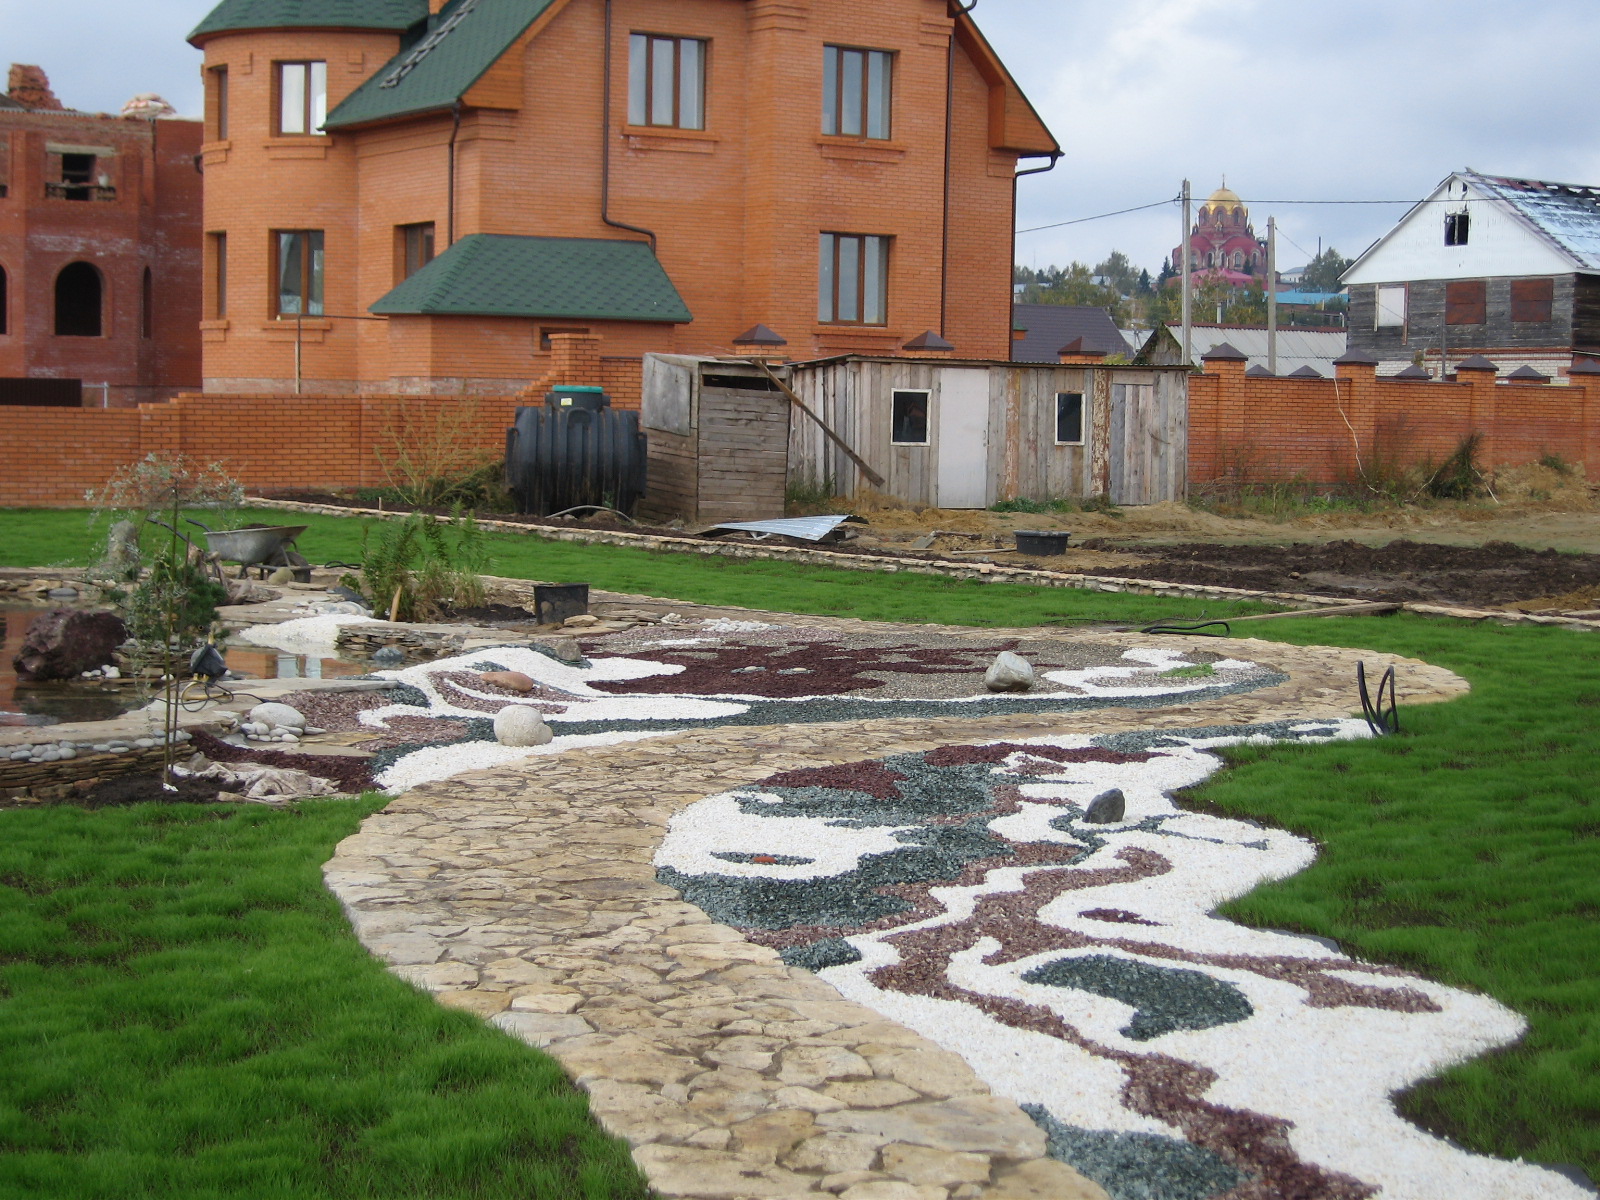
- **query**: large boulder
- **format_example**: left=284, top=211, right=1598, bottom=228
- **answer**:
left=12, top=608, right=128, bottom=682
left=984, top=651, right=1036, bottom=693
left=494, top=705, right=553, bottom=747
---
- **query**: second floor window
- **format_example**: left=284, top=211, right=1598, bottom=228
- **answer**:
left=823, top=46, right=892, bottom=139
left=278, top=62, right=327, bottom=135
left=210, top=232, right=228, bottom=318
left=398, top=223, right=435, bottom=281
left=628, top=34, right=705, bottom=129
left=209, top=66, right=229, bottom=140
left=275, top=230, right=324, bottom=316
left=819, top=233, right=888, bottom=325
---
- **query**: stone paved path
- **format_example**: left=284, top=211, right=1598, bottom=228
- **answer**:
left=323, top=626, right=1466, bottom=1200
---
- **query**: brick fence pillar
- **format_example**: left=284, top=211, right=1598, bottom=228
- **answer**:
left=1454, top=354, right=1499, bottom=467
left=1198, top=342, right=1248, bottom=486
left=1333, top=348, right=1379, bottom=483
left=1570, top=359, right=1600, bottom=476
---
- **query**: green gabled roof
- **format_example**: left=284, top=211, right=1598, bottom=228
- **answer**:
left=370, top=234, right=693, bottom=323
left=189, top=0, right=426, bottom=43
left=324, top=0, right=555, bottom=129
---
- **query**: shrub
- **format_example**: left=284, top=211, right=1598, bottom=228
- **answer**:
left=355, top=508, right=488, bottom=622
left=1422, top=433, right=1485, bottom=501
left=374, top=400, right=511, bottom=511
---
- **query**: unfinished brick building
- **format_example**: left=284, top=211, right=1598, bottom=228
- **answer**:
left=188, top=0, right=1058, bottom=398
left=0, top=66, right=204, bottom=407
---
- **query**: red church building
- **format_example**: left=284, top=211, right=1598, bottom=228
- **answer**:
left=1171, top=182, right=1266, bottom=288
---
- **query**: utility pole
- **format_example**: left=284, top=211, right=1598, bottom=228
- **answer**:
left=1267, top=216, right=1278, bottom=376
left=1180, top=179, right=1192, bottom=367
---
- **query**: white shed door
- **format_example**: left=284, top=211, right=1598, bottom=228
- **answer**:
left=935, top=369, right=989, bottom=508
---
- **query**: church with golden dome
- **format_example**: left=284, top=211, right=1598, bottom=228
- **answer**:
left=1171, top=182, right=1269, bottom=286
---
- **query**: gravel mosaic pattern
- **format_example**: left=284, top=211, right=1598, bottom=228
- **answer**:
left=250, top=619, right=1287, bottom=790
left=652, top=727, right=1589, bottom=1200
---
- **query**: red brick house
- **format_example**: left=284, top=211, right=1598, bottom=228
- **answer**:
left=0, top=66, right=203, bottom=407
left=188, top=0, right=1059, bottom=398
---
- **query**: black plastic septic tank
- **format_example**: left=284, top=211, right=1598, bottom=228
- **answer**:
left=505, top=388, right=648, bottom=517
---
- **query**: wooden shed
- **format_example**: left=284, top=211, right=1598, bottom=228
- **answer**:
left=638, top=353, right=1190, bottom=521
left=787, top=356, right=1190, bottom=507
left=639, top=356, right=792, bottom=524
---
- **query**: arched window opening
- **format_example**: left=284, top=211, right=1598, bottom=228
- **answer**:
left=141, top=267, right=153, bottom=338
left=55, top=262, right=102, bottom=337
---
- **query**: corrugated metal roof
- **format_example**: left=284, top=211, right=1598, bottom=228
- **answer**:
left=1150, top=324, right=1346, bottom=376
left=1465, top=171, right=1600, bottom=271
left=324, top=0, right=553, bottom=128
left=1010, top=304, right=1128, bottom=362
left=190, top=0, right=425, bottom=41
left=701, top=516, right=858, bottom=542
left=369, top=233, right=692, bottom=322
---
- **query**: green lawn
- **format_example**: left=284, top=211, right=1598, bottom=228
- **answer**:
left=2, top=506, right=1598, bottom=1185
left=0, top=798, right=648, bottom=1200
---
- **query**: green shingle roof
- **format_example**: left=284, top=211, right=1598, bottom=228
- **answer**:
left=370, top=234, right=693, bottom=323
left=189, top=0, right=426, bottom=42
left=324, top=0, right=554, bottom=129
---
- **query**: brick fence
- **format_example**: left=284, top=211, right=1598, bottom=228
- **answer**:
left=1187, top=353, right=1600, bottom=489
left=0, top=332, right=644, bottom=507
left=6, top=340, right=1597, bottom=508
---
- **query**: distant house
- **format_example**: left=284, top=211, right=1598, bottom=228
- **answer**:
left=1342, top=170, right=1600, bottom=379
left=1134, top=322, right=1346, bottom=377
left=1010, top=303, right=1126, bottom=362
left=0, top=64, right=203, bottom=407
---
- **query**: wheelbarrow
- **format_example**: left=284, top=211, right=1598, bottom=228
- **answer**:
left=187, top=520, right=312, bottom=581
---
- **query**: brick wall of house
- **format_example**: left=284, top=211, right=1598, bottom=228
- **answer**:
left=1188, top=356, right=1600, bottom=489
left=0, top=107, right=203, bottom=406
left=193, top=0, right=1052, bottom=394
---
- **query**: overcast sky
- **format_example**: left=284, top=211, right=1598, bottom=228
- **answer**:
left=8, top=0, right=1599, bottom=275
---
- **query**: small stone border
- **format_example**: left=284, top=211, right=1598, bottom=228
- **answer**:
left=244, top=498, right=1600, bottom=632
left=323, top=631, right=1468, bottom=1200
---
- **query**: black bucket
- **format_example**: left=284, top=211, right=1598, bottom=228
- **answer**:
left=535, top=583, right=589, bottom=625
left=1014, top=530, right=1071, bottom=556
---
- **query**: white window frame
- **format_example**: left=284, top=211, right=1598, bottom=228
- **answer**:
left=1375, top=284, right=1407, bottom=329
left=628, top=34, right=706, bottom=130
left=1054, top=392, right=1085, bottom=446
left=891, top=389, right=930, bottom=446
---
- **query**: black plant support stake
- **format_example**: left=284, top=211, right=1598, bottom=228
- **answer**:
left=1357, top=661, right=1399, bottom=736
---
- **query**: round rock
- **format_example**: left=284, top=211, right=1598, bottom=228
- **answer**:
left=984, top=651, right=1036, bottom=693
left=494, top=705, right=554, bottom=748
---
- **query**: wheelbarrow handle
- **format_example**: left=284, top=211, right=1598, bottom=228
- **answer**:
left=185, top=517, right=218, bottom=533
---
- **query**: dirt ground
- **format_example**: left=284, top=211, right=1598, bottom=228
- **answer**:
left=272, top=463, right=1600, bottom=614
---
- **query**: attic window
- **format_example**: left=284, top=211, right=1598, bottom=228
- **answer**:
left=1444, top=211, right=1470, bottom=246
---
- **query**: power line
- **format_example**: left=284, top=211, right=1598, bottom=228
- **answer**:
left=1016, top=192, right=1515, bottom=236
left=1016, top=197, right=1178, bottom=234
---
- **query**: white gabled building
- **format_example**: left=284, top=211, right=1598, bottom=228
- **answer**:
left=1342, top=170, right=1600, bottom=379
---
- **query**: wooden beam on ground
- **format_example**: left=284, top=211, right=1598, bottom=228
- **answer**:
left=748, top=358, right=886, bottom=489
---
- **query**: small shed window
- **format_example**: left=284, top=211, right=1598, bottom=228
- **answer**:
left=1375, top=284, right=1407, bottom=328
left=1510, top=278, right=1554, bottom=323
left=1445, top=280, right=1486, bottom=325
left=1055, top=392, right=1084, bottom=445
left=1444, top=211, right=1470, bottom=246
left=891, top=389, right=928, bottom=445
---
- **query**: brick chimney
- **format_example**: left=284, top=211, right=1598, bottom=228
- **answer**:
left=1057, top=337, right=1106, bottom=366
left=7, top=64, right=64, bottom=111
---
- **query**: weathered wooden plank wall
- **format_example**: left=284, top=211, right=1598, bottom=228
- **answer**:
left=787, top=360, right=1188, bottom=508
